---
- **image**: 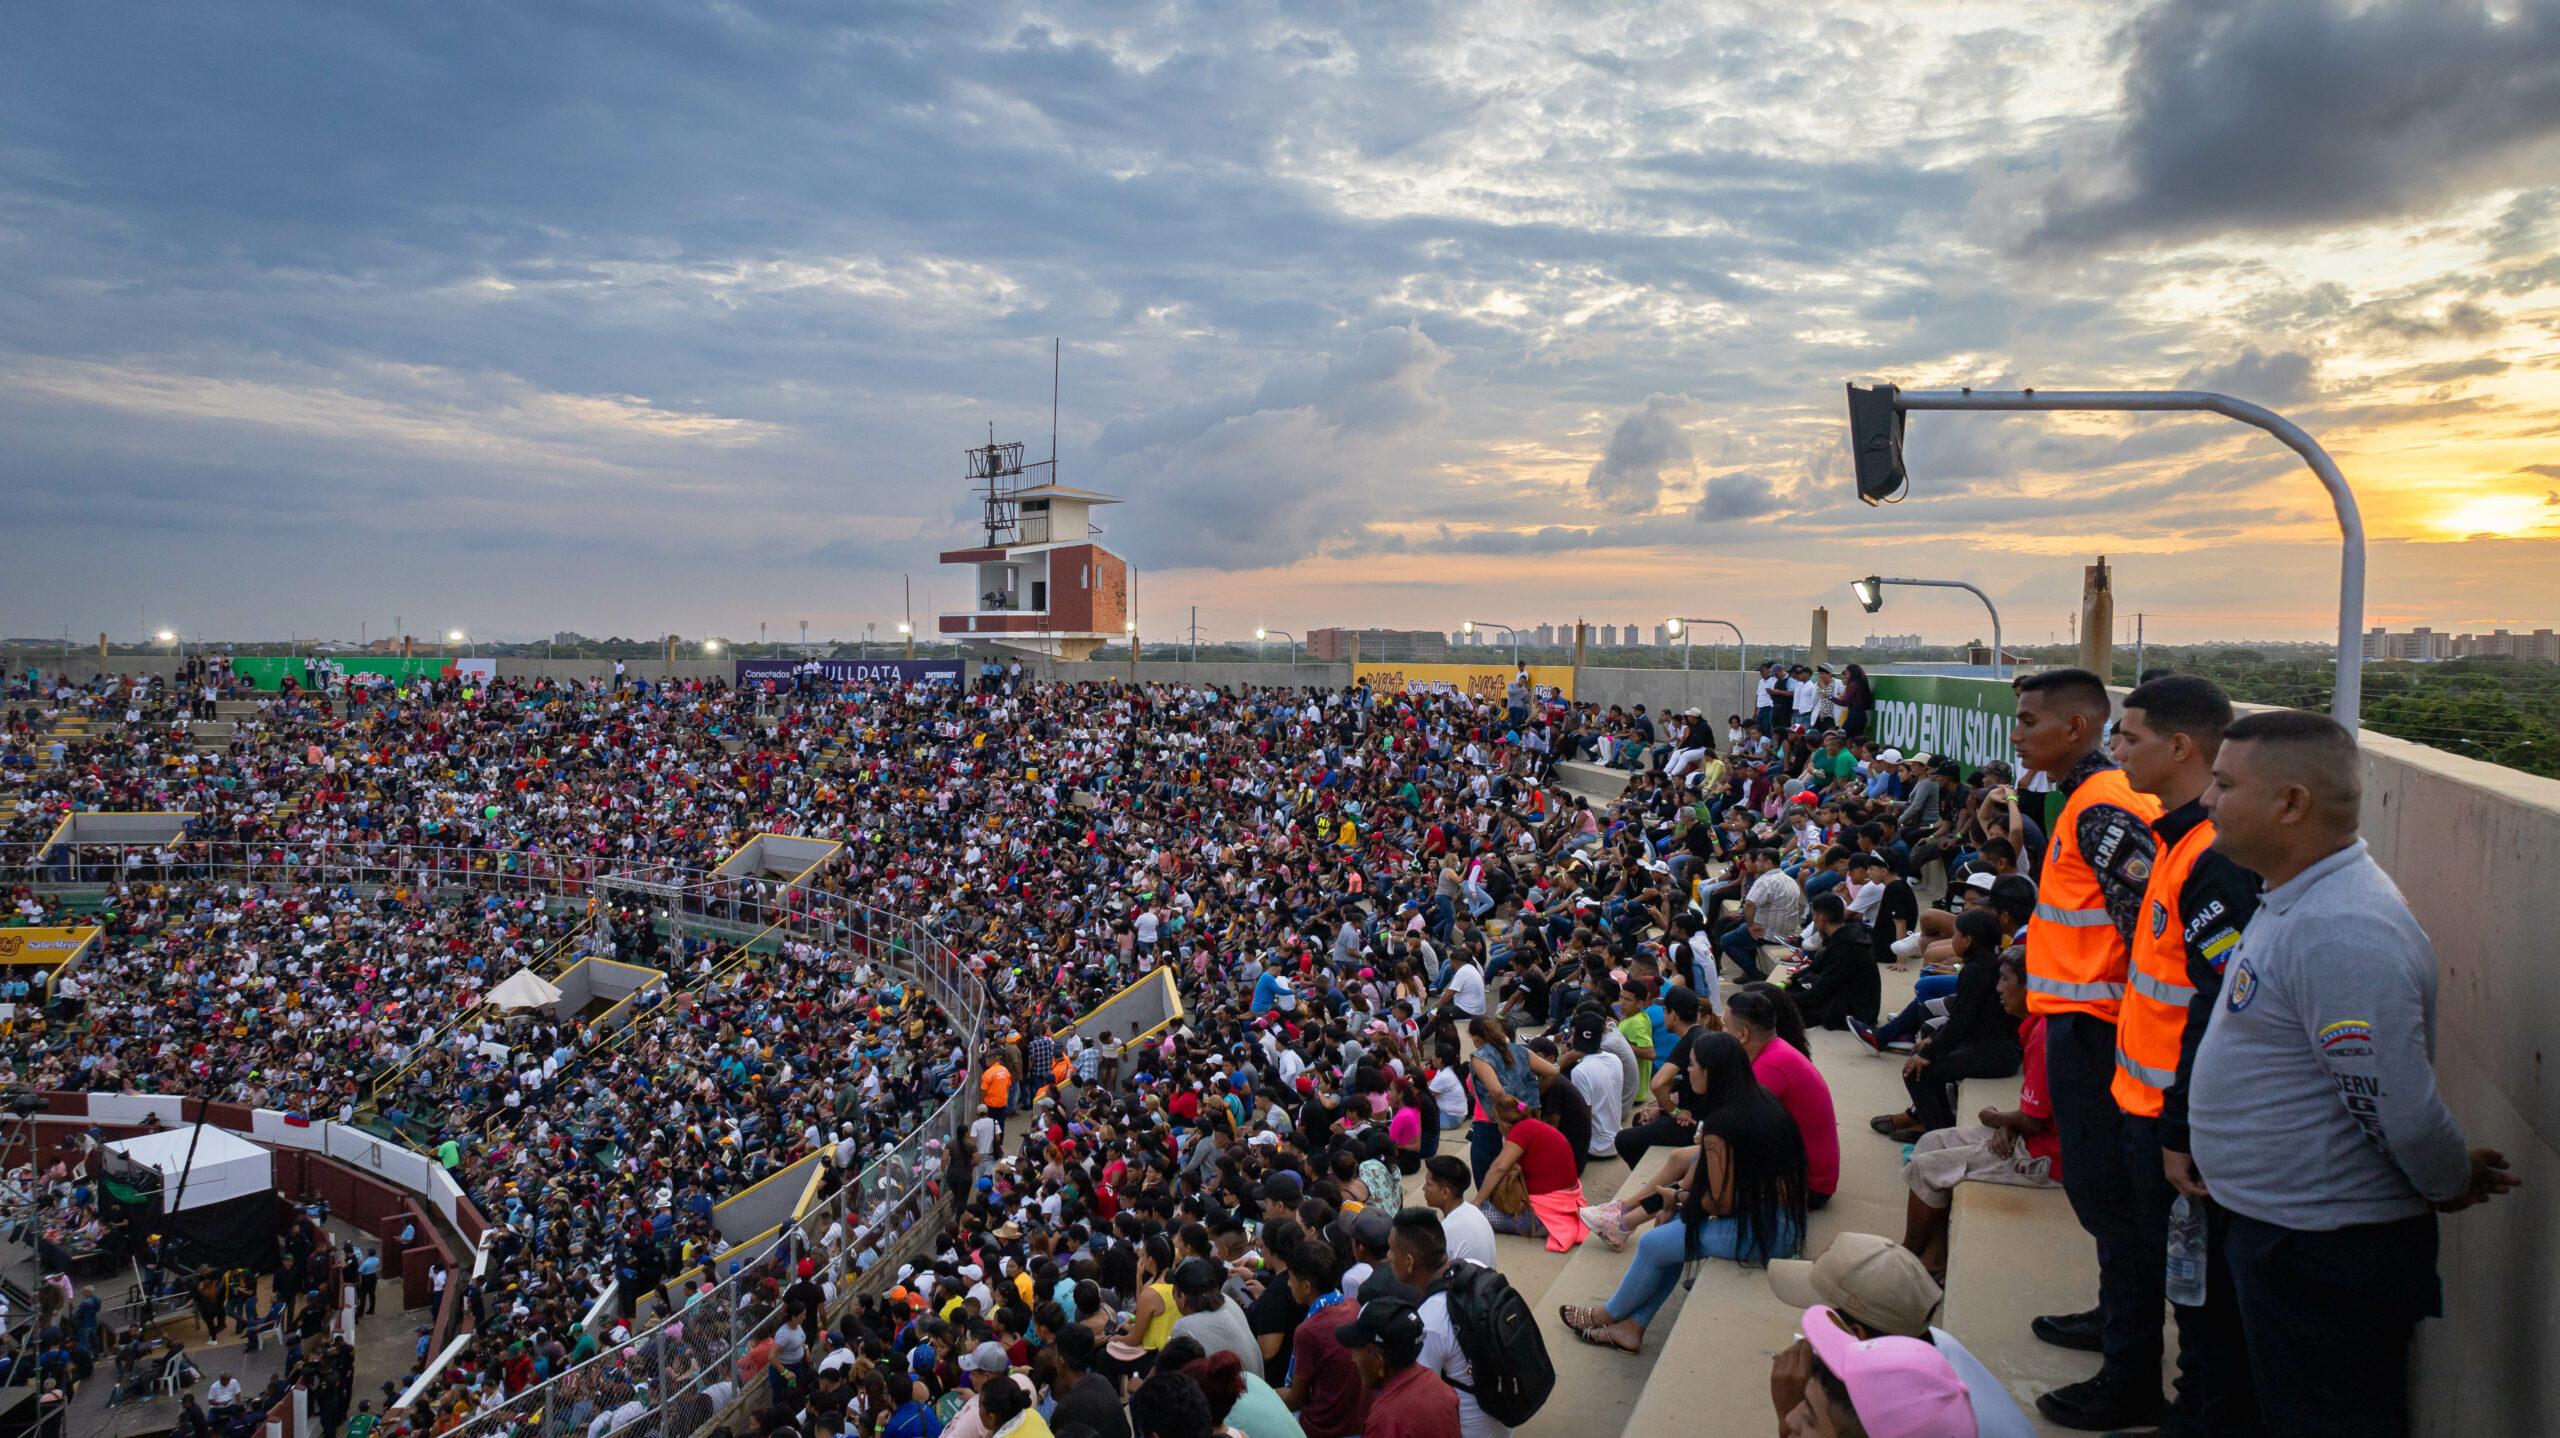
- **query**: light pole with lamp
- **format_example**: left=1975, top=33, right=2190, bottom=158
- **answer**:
left=899, top=621, right=913, bottom=660
left=446, top=629, right=469, bottom=659
left=1460, top=620, right=1524, bottom=670
left=1255, top=628, right=1298, bottom=669
left=1847, top=383, right=2363, bottom=729
left=1664, top=617, right=1747, bottom=675
left=1851, top=577, right=2005, bottom=680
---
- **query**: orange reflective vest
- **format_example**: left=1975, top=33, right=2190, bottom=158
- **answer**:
left=2111, top=815, right=2216, bottom=1117
left=2025, top=767, right=2161, bottom=1023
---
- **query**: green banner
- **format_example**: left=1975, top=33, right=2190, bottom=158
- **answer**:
left=1867, top=673, right=2017, bottom=779
left=231, top=657, right=471, bottom=690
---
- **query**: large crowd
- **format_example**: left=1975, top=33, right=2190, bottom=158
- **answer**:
left=0, top=654, right=2514, bottom=1438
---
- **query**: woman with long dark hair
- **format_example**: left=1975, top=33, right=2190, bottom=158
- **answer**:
left=1556, top=1031, right=1808, bottom=1355
left=1839, top=664, right=1872, bottom=740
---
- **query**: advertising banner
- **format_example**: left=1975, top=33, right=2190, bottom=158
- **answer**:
left=1866, top=674, right=2017, bottom=778
left=1353, top=663, right=1577, bottom=703
left=734, top=658, right=964, bottom=687
left=232, top=657, right=491, bottom=691
left=0, top=927, right=98, bottom=969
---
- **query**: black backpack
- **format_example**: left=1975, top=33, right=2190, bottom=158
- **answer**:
left=1429, top=1260, right=1555, bottom=1427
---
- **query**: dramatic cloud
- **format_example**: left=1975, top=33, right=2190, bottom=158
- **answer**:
left=1694, top=472, right=1787, bottom=523
left=2178, top=347, right=2317, bottom=406
left=1093, top=324, right=1451, bottom=571
left=0, top=0, right=2555, bottom=643
left=1585, top=397, right=1693, bottom=513
left=2025, top=0, right=2560, bottom=250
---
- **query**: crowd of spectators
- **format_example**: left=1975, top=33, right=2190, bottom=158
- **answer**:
left=0, top=656, right=2154, bottom=1438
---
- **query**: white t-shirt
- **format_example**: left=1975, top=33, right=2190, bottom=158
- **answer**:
left=1569, top=1051, right=1625, bottom=1157
left=1447, top=963, right=1486, bottom=1017
left=1428, top=1067, right=1469, bottom=1123
left=1438, top=1202, right=1498, bottom=1271
left=1422, top=1276, right=1510, bottom=1438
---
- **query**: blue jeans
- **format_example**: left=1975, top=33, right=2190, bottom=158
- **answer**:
left=1605, top=1213, right=1802, bottom=1327
left=1872, top=975, right=1960, bottom=1044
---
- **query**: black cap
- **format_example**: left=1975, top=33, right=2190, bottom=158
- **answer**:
left=1348, top=1207, right=1394, bottom=1255
left=1171, top=1256, right=1225, bottom=1295
left=1258, top=1170, right=1303, bottom=1205
left=1336, top=1297, right=1425, bottom=1358
left=1568, top=1010, right=1607, bottom=1048
left=1988, top=873, right=2039, bottom=916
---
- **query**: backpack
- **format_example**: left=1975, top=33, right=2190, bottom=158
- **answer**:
left=1429, top=1261, right=1554, bottom=1427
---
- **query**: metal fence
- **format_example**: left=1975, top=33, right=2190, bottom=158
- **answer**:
left=416, top=878, right=984, bottom=1438
left=0, top=838, right=985, bottom=1438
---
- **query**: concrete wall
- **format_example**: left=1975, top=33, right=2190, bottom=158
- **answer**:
left=1574, top=666, right=1753, bottom=725
left=2354, top=730, right=2560, bottom=1435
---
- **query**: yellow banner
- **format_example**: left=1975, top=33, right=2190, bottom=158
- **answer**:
left=1355, top=663, right=1576, bottom=703
left=0, top=927, right=97, bottom=967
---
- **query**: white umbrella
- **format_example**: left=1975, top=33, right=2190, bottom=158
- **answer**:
left=486, top=969, right=564, bottom=1011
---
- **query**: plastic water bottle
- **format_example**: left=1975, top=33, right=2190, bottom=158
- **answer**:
left=2165, top=1195, right=2207, bottom=1307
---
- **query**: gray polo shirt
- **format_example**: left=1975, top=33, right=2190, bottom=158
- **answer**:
left=2187, top=840, right=2470, bottom=1230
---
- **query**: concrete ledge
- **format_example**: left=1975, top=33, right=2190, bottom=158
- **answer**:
left=1554, top=758, right=1632, bottom=804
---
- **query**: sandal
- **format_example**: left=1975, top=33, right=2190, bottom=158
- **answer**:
left=1557, top=1303, right=1606, bottom=1334
left=1574, top=1323, right=1642, bottom=1356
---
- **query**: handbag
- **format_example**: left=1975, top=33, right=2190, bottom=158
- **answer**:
left=1487, top=1164, right=1530, bottom=1216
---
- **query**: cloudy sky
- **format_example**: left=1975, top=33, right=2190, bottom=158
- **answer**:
left=6, top=0, right=2559, bottom=650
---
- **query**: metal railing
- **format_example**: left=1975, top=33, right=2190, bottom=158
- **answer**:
left=430, top=892, right=982, bottom=1438
left=0, top=838, right=982, bottom=1438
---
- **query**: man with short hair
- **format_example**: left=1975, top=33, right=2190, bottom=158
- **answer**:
left=1715, top=849, right=1800, bottom=983
left=1278, top=1240, right=1368, bottom=1438
left=2189, top=710, right=2517, bottom=1436
left=2105, top=675, right=2263, bottom=1434
left=1418, top=1157, right=1496, bottom=1270
left=2009, top=668, right=2165, bottom=1431
left=1389, top=1208, right=1503, bottom=1438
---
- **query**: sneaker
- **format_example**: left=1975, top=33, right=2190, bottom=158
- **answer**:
left=1578, top=1202, right=1629, bottom=1250
left=2035, top=1371, right=2165, bottom=1432
left=1891, top=932, right=1924, bottom=960
left=1848, top=1019, right=1883, bottom=1055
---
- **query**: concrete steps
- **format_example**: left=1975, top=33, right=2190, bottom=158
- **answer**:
left=1517, top=1160, right=1674, bottom=1438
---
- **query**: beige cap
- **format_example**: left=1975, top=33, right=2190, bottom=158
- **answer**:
left=1766, top=1232, right=1943, bottom=1339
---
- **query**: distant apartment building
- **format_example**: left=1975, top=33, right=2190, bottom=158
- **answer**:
left=1862, top=633, right=1927, bottom=651
left=1598, top=624, right=1617, bottom=647
left=1306, top=628, right=1451, bottom=662
left=1653, top=623, right=1670, bottom=647
left=2365, top=626, right=2560, bottom=662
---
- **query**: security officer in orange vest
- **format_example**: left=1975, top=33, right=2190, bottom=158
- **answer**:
left=2010, top=668, right=2166, bottom=1431
left=2110, top=676, right=2263, bottom=1436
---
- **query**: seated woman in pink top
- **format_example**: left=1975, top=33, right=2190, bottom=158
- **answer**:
left=1581, top=983, right=1838, bottom=1250
left=1728, top=984, right=1840, bottom=1209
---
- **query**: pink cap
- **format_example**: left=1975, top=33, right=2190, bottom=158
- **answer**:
left=1800, top=1307, right=1977, bottom=1438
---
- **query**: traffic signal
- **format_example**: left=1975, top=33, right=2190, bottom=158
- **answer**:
left=1846, top=383, right=1906, bottom=505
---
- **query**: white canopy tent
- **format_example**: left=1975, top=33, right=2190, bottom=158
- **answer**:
left=104, top=1125, right=274, bottom=1211
left=486, top=969, right=565, bottom=1011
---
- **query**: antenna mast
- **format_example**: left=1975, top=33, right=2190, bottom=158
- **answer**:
left=964, top=341, right=1064, bottom=547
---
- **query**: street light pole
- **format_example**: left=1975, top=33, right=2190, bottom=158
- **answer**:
left=1461, top=621, right=1524, bottom=670
left=1256, top=628, right=1299, bottom=670
left=1853, top=578, right=2004, bottom=680
left=1665, top=617, right=1747, bottom=677
left=1868, top=387, right=2363, bottom=729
